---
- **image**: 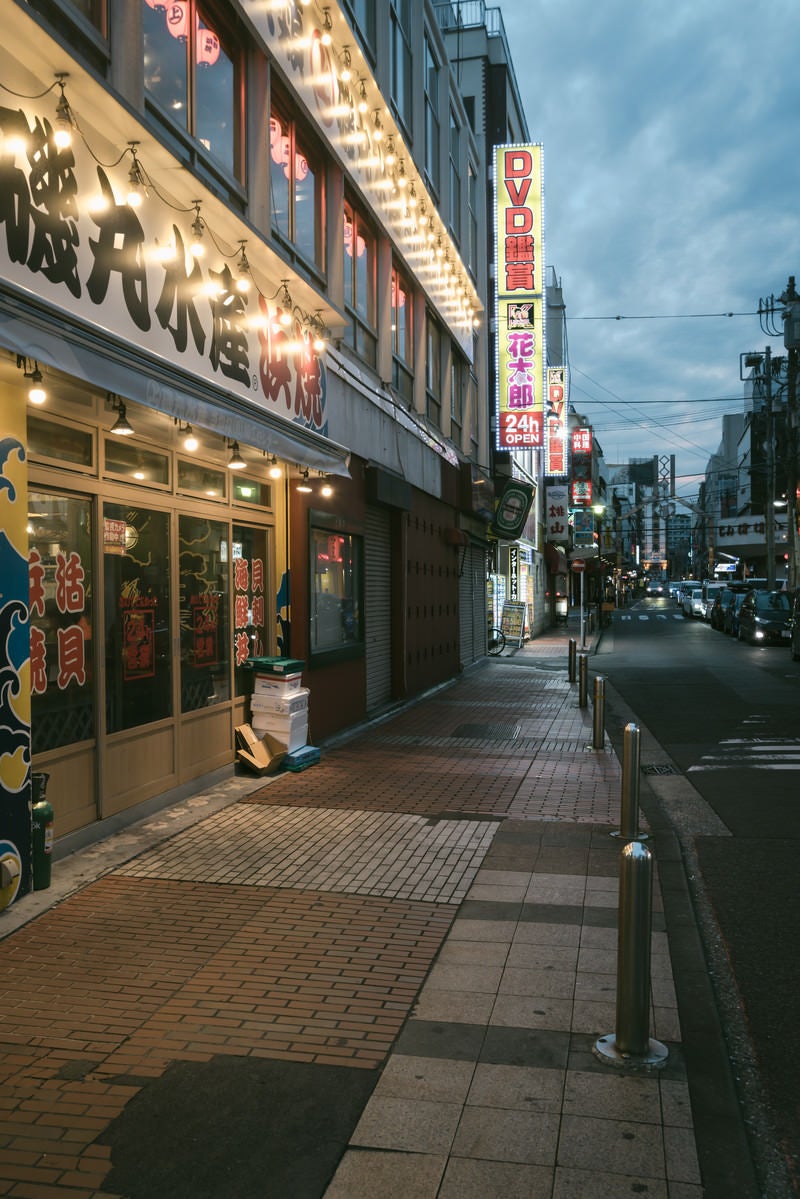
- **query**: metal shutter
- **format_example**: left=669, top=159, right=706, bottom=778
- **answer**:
left=459, top=541, right=487, bottom=666
left=365, top=506, right=392, bottom=712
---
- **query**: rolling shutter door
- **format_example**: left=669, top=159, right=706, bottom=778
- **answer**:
left=365, top=506, right=392, bottom=712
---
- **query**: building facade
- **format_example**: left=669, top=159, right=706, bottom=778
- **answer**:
left=0, top=0, right=503, bottom=882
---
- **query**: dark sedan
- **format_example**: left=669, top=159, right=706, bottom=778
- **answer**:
left=737, top=590, right=792, bottom=645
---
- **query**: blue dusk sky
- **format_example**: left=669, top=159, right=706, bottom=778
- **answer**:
left=500, top=0, right=800, bottom=499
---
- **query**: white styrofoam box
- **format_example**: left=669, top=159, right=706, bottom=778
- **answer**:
left=251, top=710, right=308, bottom=752
left=251, top=687, right=309, bottom=716
left=253, top=674, right=303, bottom=695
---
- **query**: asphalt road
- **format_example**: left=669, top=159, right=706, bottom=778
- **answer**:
left=596, top=595, right=800, bottom=1196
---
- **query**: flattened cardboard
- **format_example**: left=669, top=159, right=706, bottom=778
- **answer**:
left=234, top=724, right=287, bottom=776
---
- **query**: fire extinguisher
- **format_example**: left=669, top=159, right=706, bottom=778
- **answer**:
left=31, top=772, right=53, bottom=891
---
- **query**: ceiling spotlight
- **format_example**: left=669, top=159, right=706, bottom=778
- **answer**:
left=320, top=477, right=333, bottom=498
left=227, top=441, right=246, bottom=470
left=372, top=110, right=383, bottom=141
left=340, top=45, right=352, bottom=83
left=126, top=142, right=147, bottom=208
left=235, top=241, right=251, bottom=292
left=189, top=201, right=205, bottom=257
left=108, top=393, right=134, bottom=436
left=53, top=74, right=74, bottom=150
left=183, top=424, right=199, bottom=452
left=384, top=133, right=396, bottom=167
left=321, top=7, right=333, bottom=45
left=278, top=280, right=293, bottom=327
left=17, top=356, right=47, bottom=404
left=296, top=468, right=313, bottom=494
left=267, top=454, right=283, bottom=480
left=357, top=79, right=368, bottom=115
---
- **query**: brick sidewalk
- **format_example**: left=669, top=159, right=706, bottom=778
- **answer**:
left=0, top=624, right=709, bottom=1198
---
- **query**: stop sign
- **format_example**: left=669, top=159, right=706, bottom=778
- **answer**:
left=572, top=559, right=586, bottom=572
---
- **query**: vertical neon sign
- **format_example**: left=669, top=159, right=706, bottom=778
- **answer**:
left=494, top=144, right=545, bottom=450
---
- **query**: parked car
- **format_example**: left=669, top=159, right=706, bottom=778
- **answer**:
left=723, top=591, right=748, bottom=637
left=737, top=590, right=792, bottom=644
left=709, top=588, right=734, bottom=631
left=701, top=581, right=727, bottom=621
left=682, top=587, right=705, bottom=618
left=677, top=581, right=696, bottom=608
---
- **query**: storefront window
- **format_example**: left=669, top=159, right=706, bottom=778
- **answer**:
left=105, top=438, right=170, bottom=487
left=310, top=525, right=363, bottom=659
left=28, top=415, right=93, bottom=468
left=232, top=525, right=269, bottom=695
left=179, top=516, right=230, bottom=711
left=28, top=492, right=94, bottom=753
left=104, top=503, right=171, bottom=733
left=177, top=459, right=227, bottom=500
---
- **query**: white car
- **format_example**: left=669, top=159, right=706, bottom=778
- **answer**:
left=682, top=587, right=704, bottom=618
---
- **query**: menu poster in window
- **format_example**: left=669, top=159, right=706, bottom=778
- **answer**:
left=191, top=593, right=219, bottom=666
left=104, top=517, right=128, bottom=555
left=121, top=604, right=156, bottom=681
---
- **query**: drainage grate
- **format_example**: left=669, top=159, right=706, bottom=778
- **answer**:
left=641, top=763, right=681, bottom=776
left=453, top=722, right=521, bottom=741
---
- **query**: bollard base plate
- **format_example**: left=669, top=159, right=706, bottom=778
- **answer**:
left=610, top=830, right=649, bottom=840
left=593, top=1033, right=668, bottom=1070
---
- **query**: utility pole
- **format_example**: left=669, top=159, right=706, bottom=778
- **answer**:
left=781, top=277, right=800, bottom=590
left=764, top=345, right=776, bottom=590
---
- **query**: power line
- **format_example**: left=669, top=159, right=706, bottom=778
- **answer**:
left=569, top=310, right=756, bottom=321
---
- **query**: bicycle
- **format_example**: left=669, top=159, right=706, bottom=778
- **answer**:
left=487, top=626, right=506, bottom=656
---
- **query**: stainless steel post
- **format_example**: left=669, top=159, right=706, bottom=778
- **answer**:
left=592, top=675, right=605, bottom=750
left=612, top=722, right=647, bottom=839
left=568, top=638, right=577, bottom=683
left=578, top=652, right=588, bottom=708
left=594, top=841, right=668, bottom=1067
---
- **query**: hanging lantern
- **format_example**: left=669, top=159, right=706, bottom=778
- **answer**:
left=166, top=2, right=189, bottom=42
left=196, top=16, right=220, bottom=67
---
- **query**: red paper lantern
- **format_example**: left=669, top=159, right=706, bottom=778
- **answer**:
left=196, top=17, right=220, bottom=67
left=166, top=2, right=189, bottom=42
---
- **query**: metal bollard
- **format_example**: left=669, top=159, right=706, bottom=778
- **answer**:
left=612, top=722, right=648, bottom=839
left=594, top=841, right=668, bottom=1067
left=592, top=675, right=605, bottom=750
left=568, top=638, right=577, bottom=683
left=578, top=652, right=588, bottom=708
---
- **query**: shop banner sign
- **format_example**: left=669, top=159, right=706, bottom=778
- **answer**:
left=0, top=98, right=328, bottom=438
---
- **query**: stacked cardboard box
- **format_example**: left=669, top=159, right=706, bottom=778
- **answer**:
left=250, top=670, right=309, bottom=752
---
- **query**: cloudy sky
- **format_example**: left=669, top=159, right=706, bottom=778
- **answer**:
left=500, top=0, right=800, bottom=500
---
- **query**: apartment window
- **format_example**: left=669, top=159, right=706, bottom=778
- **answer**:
left=65, top=0, right=106, bottom=34
left=391, top=263, right=413, bottom=404
left=426, top=313, right=442, bottom=427
left=270, top=93, right=325, bottom=271
left=449, top=107, right=461, bottom=243
left=143, top=0, right=242, bottom=180
left=343, top=199, right=377, bottom=367
left=390, top=0, right=412, bottom=133
left=342, top=0, right=376, bottom=59
left=467, top=161, right=478, bottom=280
left=450, top=348, right=466, bottom=445
left=424, top=36, right=440, bottom=194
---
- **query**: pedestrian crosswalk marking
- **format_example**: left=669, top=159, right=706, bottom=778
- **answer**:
left=688, top=736, right=800, bottom=772
left=619, top=614, right=685, bottom=621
